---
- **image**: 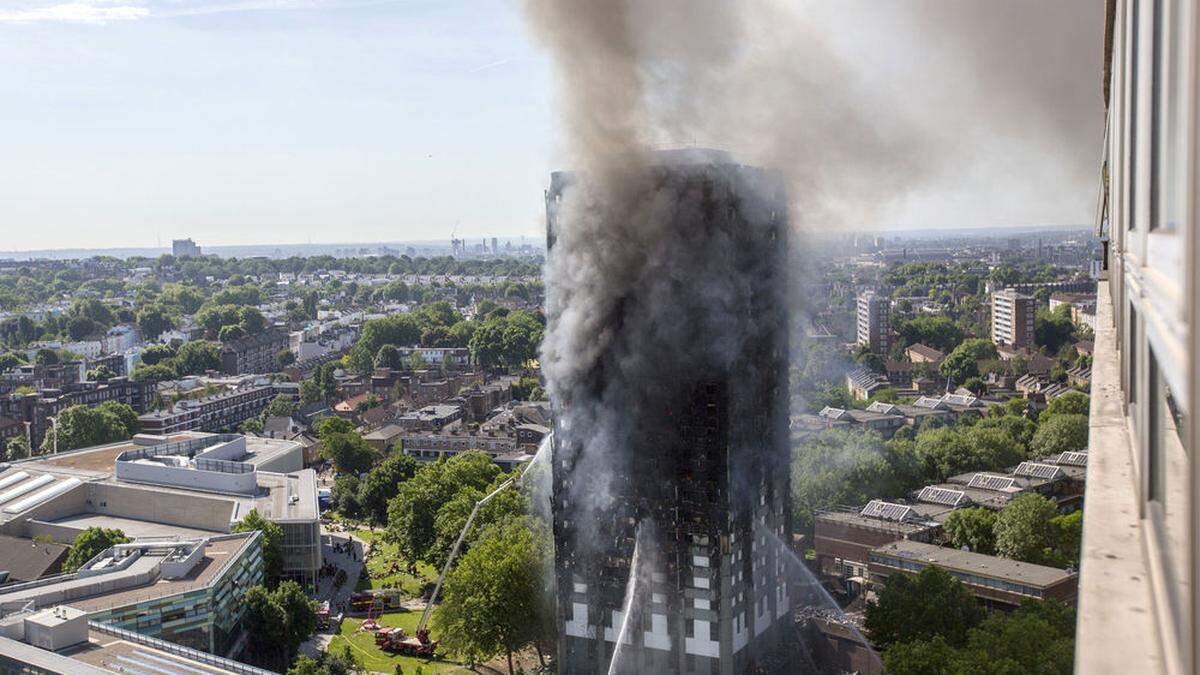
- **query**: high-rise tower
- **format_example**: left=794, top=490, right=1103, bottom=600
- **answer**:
left=544, top=150, right=793, bottom=675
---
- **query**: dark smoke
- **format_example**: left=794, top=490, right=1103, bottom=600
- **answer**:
left=524, top=0, right=1105, bottom=230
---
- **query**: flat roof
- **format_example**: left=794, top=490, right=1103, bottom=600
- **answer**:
left=871, top=540, right=1075, bottom=587
left=41, top=514, right=220, bottom=540
left=815, top=508, right=939, bottom=533
left=63, top=628, right=250, bottom=673
left=59, top=533, right=250, bottom=612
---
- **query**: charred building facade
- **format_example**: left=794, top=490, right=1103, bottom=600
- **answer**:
left=545, top=150, right=793, bottom=675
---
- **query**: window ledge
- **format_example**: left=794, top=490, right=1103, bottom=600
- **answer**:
left=1075, top=281, right=1166, bottom=674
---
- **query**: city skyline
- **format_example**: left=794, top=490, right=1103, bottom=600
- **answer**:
left=2, top=0, right=1103, bottom=250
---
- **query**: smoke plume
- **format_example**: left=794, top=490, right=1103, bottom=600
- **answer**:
left=524, top=0, right=1105, bottom=231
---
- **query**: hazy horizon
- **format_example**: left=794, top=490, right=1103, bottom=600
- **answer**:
left=1, top=0, right=1104, bottom=250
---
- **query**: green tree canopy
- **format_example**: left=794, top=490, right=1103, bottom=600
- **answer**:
left=865, top=565, right=984, bottom=650
left=135, top=305, right=174, bottom=340
left=1031, top=413, right=1089, bottom=456
left=386, top=451, right=502, bottom=565
left=174, top=340, right=221, bottom=375
left=131, top=363, right=178, bottom=383
left=140, top=343, right=177, bottom=366
left=44, top=401, right=138, bottom=453
left=433, top=517, right=553, bottom=672
left=63, top=527, right=130, bottom=572
left=357, top=453, right=420, bottom=526
left=321, top=431, right=377, bottom=475
left=1042, top=392, right=1090, bottom=420
left=942, top=507, right=998, bottom=555
left=939, top=338, right=999, bottom=384
left=994, top=493, right=1059, bottom=565
left=234, top=509, right=285, bottom=584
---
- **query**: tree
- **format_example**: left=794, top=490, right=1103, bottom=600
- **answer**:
left=1031, top=413, right=1089, bottom=456
left=434, top=518, right=552, bottom=673
left=136, top=305, right=173, bottom=340
left=34, top=348, right=59, bottom=366
left=1050, top=510, right=1083, bottom=567
left=386, top=451, right=502, bottom=564
left=942, top=507, right=998, bottom=554
left=299, top=378, right=323, bottom=405
left=140, top=343, right=176, bottom=366
left=429, top=475, right=526, bottom=570
left=939, top=338, right=998, bottom=384
left=240, top=418, right=264, bottom=434
left=357, top=453, right=419, bottom=525
left=174, top=340, right=220, bottom=375
left=864, top=566, right=984, bottom=650
left=43, top=402, right=138, bottom=453
left=265, top=395, right=298, bottom=419
left=274, top=579, right=318, bottom=655
left=1036, top=305, right=1076, bottom=354
left=375, top=344, right=403, bottom=370
left=131, top=363, right=177, bottom=383
left=218, top=324, right=247, bottom=343
left=63, top=527, right=130, bottom=572
left=1042, top=391, right=1089, bottom=420
left=87, top=364, right=116, bottom=382
left=0, top=351, right=27, bottom=371
left=234, top=509, right=285, bottom=584
left=994, top=493, right=1060, bottom=564
left=791, top=429, right=918, bottom=536
left=883, top=601, right=1075, bottom=675
left=6, top=435, right=30, bottom=461
left=276, top=349, right=296, bottom=370
left=243, top=585, right=289, bottom=667
left=288, top=652, right=362, bottom=675
left=322, top=432, right=377, bottom=475
left=332, top=474, right=362, bottom=517
left=315, top=416, right=355, bottom=439
left=913, top=425, right=1025, bottom=483
left=895, top=315, right=964, bottom=353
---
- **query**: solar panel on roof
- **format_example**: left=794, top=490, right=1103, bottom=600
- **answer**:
left=967, top=473, right=1017, bottom=491
left=1014, top=462, right=1065, bottom=480
left=860, top=499, right=915, bottom=522
left=1057, top=451, right=1089, bottom=467
left=918, top=486, right=970, bottom=507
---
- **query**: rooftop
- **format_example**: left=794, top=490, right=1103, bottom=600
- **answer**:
left=871, top=540, right=1076, bottom=588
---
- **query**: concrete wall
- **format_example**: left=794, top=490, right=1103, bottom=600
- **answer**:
left=88, top=483, right=235, bottom=532
left=194, top=437, right=246, bottom=462
left=253, top=444, right=303, bottom=474
left=0, top=482, right=89, bottom=539
left=117, top=459, right=257, bottom=495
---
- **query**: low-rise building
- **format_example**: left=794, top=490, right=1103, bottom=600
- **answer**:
left=905, top=343, right=945, bottom=365
left=0, top=377, right=154, bottom=448
left=868, top=540, right=1077, bottom=609
left=137, top=383, right=289, bottom=435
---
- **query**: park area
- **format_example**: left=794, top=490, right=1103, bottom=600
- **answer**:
left=329, top=609, right=469, bottom=674
left=351, top=528, right=438, bottom=594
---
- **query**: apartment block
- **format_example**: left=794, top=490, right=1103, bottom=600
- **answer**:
left=218, top=331, right=289, bottom=375
left=990, top=288, right=1036, bottom=348
left=856, top=291, right=892, bottom=354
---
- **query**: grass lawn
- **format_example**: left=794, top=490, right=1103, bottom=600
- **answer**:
left=352, top=528, right=438, bottom=596
left=329, top=610, right=470, bottom=674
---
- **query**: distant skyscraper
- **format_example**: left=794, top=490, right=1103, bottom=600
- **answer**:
left=546, top=150, right=793, bottom=674
left=856, top=291, right=891, bottom=354
left=172, top=238, right=201, bottom=258
left=491, top=237, right=499, bottom=254
left=991, top=288, right=1035, bottom=348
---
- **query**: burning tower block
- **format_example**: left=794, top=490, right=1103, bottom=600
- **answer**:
left=546, top=149, right=793, bottom=674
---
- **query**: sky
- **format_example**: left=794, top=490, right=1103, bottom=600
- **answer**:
left=0, top=0, right=1105, bottom=251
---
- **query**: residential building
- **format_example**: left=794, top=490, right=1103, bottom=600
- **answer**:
left=990, top=288, right=1036, bottom=348
left=905, top=343, right=945, bottom=365
left=219, top=331, right=289, bottom=375
left=137, top=384, right=282, bottom=435
left=869, top=540, right=1077, bottom=609
left=172, top=238, right=201, bottom=258
left=856, top=291, right=891, bottom=354
left=547, top=153, right=793, bottom=674
left=1076, top=1, right=1199, bottom=672
left=0, top=377, right=154, bottom=448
